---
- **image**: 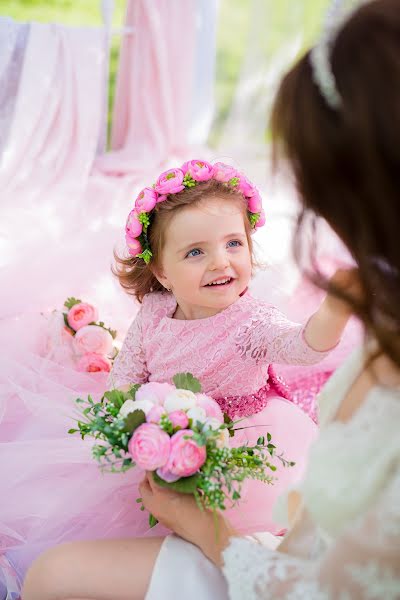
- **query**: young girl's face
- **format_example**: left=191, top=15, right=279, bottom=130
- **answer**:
left=156, top=197, right=252, bottom=318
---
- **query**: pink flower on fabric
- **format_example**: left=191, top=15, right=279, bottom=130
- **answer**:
left=154, top=168, right=185, bottom=194
left=195, top=393, right=224, bottom=423
left=126, top=210, right=143, bottom=238
left=76, top=352, right=111, bottom=373
left=67, top=303, right=98, bottom=331
left=161, top=429, right=206, bottom=478
left=73, top=325, right=114, bottom=356
left=128, top=423, right=171, bottom=471
left=126, top=234, right=142, bottom=256
left=181, top=160, right=215, bottom=182
left=146, top=405, right=167, bottom=424
left=168, top=410, right=189, bottom=429
left=238, top=174, right=257, bottom=198
left=135, top=187, right=158, bottom=213
left=213, top=162, right=239, bottom=183
left=247, top=190, right=262, bottom=214
left=136, top=382, right=175, bottom=406
left=255, top=208, right=266, bottom=228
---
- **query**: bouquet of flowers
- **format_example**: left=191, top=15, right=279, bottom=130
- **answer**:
left=46, top=297, right=118, bottom=373
left=69, top=373, right=294, bottom=525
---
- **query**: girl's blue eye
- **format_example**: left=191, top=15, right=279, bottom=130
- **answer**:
left=185, top=248, right=202, bottom=258
left=227, top=240, right=242, bottom=248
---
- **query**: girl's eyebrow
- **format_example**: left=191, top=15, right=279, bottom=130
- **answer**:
left=177, top=233, right=246, bottom=254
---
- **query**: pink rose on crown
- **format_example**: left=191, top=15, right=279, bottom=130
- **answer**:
left=67, top=302, right=98, bottom=332
left=76, top=352, right=111, bottom=373
left=73, top=325, right=114, bottom=356
left=135, top=188, right=158, bottom=213
left=181, top=160, right=215, bottom=182
left=247, top=190, right=263, bottom=214
left=128, top=423, right=171, bottom=471
left=126, top=210, right=143, bottom=238
left=154, top=168, right=185, bottom=195
left=255, top=208, right=266, bottom=229
left=157, top=429, right=206, bottom=482
left=126, top=234, right=142, bottom=257
left=213, top=162, right=239, bottom=183
left=238, top=174, right=257, bottom=198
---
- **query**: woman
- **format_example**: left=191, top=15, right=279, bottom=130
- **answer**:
left=22, top=1, right=400, bottom=598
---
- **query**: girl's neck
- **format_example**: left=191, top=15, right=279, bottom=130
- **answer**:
left=173, top=302, right=225, bottom=321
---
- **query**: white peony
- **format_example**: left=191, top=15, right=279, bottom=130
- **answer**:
left=203, top=417, right=223, bottom=431
left=119, top=399, right=153, bottom=418
left=164, top=389, right=197, bottom=413
left=204, top=418, right=230, bottom=448
left=187, top=406, right=207, bottom=424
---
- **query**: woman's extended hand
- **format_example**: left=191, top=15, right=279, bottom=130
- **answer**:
left=139, top=473, right=236, bottom=566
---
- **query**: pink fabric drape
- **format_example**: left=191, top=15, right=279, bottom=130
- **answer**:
left=96, top=0, right=197, bottom=174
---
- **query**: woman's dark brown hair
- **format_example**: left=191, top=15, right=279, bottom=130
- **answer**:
left=271, top=0, right=400, bottom=366
left=113, top=179, right=255, bottom=303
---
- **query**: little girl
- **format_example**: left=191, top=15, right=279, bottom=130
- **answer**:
left=109, top=158, right=351, bottom=534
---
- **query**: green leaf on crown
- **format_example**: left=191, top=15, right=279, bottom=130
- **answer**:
left=183, top=173, right=196, bottom=188
left=173, top=372, right=202, bottom=393
left=122, top=409, right=146, bottom=433
left=137, top=249, right=153, bottom=264
left=228, top=176, right=240, bottom=187
left=64, top=297, right=82, bottom=310
left=248, top=211, right=260, bottom=228
left=153, top=471, right=200, bottom=494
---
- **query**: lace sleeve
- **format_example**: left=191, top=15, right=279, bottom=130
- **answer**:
left=222, top=467, right=400, bottom=599
left=236, top=304, right=330, bottom=366
left=107, top=307, right=149, bottom=389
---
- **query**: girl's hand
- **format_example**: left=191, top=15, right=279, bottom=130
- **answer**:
left=139, top=473, right=236, bottom=566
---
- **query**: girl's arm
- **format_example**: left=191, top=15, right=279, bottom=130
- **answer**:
left=108, top=306, right=149, bottom=389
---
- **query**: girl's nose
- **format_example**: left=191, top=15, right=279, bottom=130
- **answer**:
left=209, top=249, right=230, bottom=271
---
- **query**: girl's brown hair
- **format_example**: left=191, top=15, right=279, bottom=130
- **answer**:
left=113, top=179, right=255, bottom=302
left=271, top=0, right=400, bottom=366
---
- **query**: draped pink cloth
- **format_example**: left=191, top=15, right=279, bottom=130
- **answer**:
left=96, top=0, right=198, bottom=175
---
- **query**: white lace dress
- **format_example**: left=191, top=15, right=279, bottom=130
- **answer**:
left=146, top=346, right=400, bottom=599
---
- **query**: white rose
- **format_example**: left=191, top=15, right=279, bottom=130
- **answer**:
left=204, top=418, right=230, bottom=448
left=187, top=406, right=207, bottom=424
left=204, top=417, right=223, bottom=431
left=164, top=389, right=197, bottom=413
left=119, top=399, right=153, bottom=418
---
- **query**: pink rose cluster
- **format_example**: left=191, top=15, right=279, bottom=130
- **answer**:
left=63, top=299, right=117, bottom=374
left=125, top=160, right=266, bottom=258
left=123, top=382, right=226, bottom=483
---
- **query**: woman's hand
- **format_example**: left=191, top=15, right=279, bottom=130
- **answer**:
left=139, top=473, right=236, bottom=566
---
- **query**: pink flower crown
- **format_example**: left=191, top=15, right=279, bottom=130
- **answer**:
left=125, top=160, right=266, bottom=264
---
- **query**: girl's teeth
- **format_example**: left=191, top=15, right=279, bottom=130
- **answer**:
left=207, top=278, right=231, bottom=286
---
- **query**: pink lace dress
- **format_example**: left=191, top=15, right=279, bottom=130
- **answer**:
left=109, top=291, right=331, bottom=535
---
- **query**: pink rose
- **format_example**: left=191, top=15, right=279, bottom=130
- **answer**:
left=136, top=382, right=175, bottom=406
left=161, top=429, right=206, bottom=478
left=168, top=410, right=189, bottom=429
left=238, top=174, right=257, bottom=197
left=146, top=405, right=167, bottom=424
left=156, top=194, right=168, bottom=203
left=195, top=393, right=224, bottom=423
left=128, top=423, right=171, bottom=470
left=126, top=210, right=143, bottom=238
left=154, top=168, right=185, bottom=195
left=76, top=352, right=111, bottom=373
left=73, top=325, right=114, bottom=356
left=135, top=187, right=158, bottom=213
left=67, top=302, right=98, bottom=332
left=213, top=162, right=239, bottom=183
left=247, top=190, right=262, bottom=214
left=255, top=208, right=266, bottom=229
left=181, top=160, right=215, bottom=182
left=126, top=234, right=142, bottom=256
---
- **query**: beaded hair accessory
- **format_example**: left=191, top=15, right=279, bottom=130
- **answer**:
left=310, top=0, right=366, bottom=110
left=125, top=160, right=266, bottom=264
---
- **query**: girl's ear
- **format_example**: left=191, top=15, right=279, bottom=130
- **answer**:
left=150, top=265, right=171, bottom=292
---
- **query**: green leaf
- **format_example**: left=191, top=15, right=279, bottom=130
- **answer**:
left=122, top=409, right=146, bottom=433
left=64, top=297, right=82, bottom=310
left=68, top=428, right=78, bottom=434
left=103, top=390, right=126, bottom=409
left=232, top=490, right=241, bottom=500
left=173, top=372, right=202, bottom=393
left=126, top=384, right=141, bottom=400
left=257, top=436, right=265, bottom=446
left=267, top=433, right=272, bottom=442
left=153, top=471, right=200, bottom=494
left=149, top=514, right=158, bottom=528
